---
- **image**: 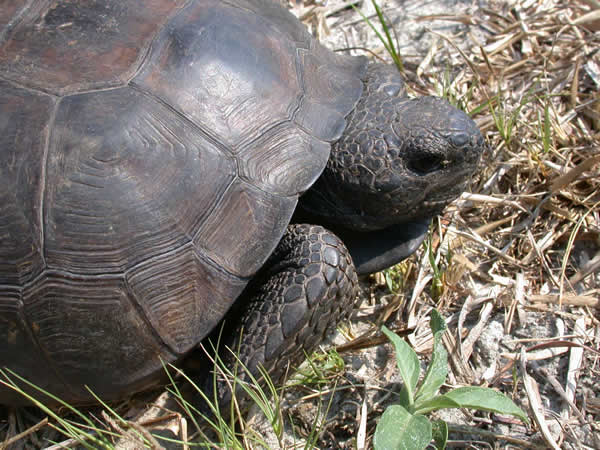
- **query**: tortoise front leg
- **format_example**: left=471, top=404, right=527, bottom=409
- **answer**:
left=202, top=224, right=358, bottom=411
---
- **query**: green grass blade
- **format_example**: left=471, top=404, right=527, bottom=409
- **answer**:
left=371, top=0, right=403, bottom=71
left=352, top=2, right=404, bottom=72
left=0, top=369, right=114, bottom=448
left=542, top=98, right=552, bottom=153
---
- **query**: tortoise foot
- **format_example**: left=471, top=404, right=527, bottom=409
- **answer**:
left=200, top=223, right=358, bottom=411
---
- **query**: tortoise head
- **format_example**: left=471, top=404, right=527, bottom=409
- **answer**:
left=299, top=64, right=484, bottom=233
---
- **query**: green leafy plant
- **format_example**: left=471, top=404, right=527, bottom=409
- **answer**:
left=373, top=310, right=527, bottom=450
left=434, top=66, right=478, bottom=113
left=292, top=348, right=346, bottom=387
left=488, top=86, right=535, bottom=150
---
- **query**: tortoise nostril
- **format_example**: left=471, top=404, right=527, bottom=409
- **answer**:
left=408, top=154, right=445, bottom=175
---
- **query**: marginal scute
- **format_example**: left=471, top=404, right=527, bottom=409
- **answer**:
left=45, top=86, right=234, bottom=275
left=0, top=0, right=183, bottom=94
left=301, top=49, right=366, bottom=118
left=294, top=100, right=347, bottom=143
left=294, top=49, right=366, bottom=142
left=22, top=272, right=172, bottom=403
left=222, top=0, right=312, bottom=46
left=193, top=180, right=297, bottom=278
left=0, top=286, right=65, bottom=405
left=134, top=0, right=302, bottom=149
left=126, top=244, right=247, bottom=355
left=238, top=122, right=329, bottom=196
left=0, top=80, right=55, bottom=286
left=311, top=41, right=368, bottom=77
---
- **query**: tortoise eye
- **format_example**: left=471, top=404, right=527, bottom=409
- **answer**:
left=449, top=132, right=469, bottom=147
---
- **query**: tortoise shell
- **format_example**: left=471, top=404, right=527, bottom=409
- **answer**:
left=0, top=0, right=366, bottom=404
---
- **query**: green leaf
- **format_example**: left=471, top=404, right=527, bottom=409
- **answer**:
left=431, top=420, right=448, bottom=450
left=398, top=384, right=411, bottom=409
left=444, top=387, right=528, bottom=422
left=382, top=325, right=420, bottom=404
left=413, top=394, right=460, bottom=415
left=415, top=310, right=448, bottom=402
left=429, top=309, right=446, bottom=334
left=373, top=405, right=432, bottom=450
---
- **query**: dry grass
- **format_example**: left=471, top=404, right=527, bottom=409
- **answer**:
left=290, top=0, right=599, bottom=448
left=418, top=1, right=600, bottom=446
left=1, top=0, right=599, bottom=449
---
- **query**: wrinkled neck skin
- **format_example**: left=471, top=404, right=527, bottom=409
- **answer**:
left=296, top=64, right=484, bottom=275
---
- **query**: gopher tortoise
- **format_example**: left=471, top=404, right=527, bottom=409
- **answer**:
left=0, top=0, right=483, bottom=406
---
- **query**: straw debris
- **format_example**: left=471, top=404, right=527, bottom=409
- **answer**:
left=282, top=0, right=599, bottom=448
